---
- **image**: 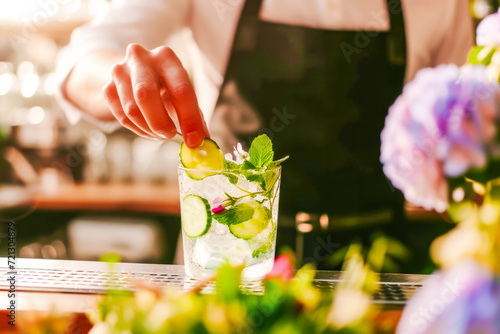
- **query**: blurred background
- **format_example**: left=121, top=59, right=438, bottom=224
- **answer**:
left=0, top=0, right=184, bottom=264
left=0, top=0, right=497, bottom=271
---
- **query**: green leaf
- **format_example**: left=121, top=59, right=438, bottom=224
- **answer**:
left=244, top=169, right=278, bottom=194
left=222, top=172, right=239, bottom=185
left=215, top=264, right=243, bottom=300
left=385, top=238, right=409, bottom=261
left=262, top=169, right=279, bottom=193
left=213, top=203, right=255, bottom=225
left=326, top=245, right=348, bottom=268
left=225, top=160, right=239, bottom=170
left=468, top=46, right=496, bottom=65
left=241, top=160, right=257, bottom=170
left=249, top=134, right=274, bottom=168
left=367, top=237, right=388, bottom=273
left=246, top=173, right=265, bottom=184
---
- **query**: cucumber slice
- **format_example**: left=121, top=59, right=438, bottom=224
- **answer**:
left=180, top=138, right=225, bottom=180
left=181, top=195, right=212, bottom=238
left=229, top=205, right=270, bottom=240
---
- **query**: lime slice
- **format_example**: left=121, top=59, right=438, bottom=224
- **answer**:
left=180, top=138, right=225, bottom=180
left=181, top=195, right=212, bottom=238
left=229, top=204, right=270, bottom=240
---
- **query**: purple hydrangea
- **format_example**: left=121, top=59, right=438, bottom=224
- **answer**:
left=380, top=64, right=499, bottom=212
left=397, top=261, right=500, bottom=334
left=477, top=9, right=500, bottom=47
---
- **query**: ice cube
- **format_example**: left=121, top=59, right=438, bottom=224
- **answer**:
left=210, top=220, right=229, bottom=234
left=193, top=233, right=252, bottom=269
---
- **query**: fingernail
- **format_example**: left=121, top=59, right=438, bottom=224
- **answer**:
left=186, top=131, right=203, bottom=148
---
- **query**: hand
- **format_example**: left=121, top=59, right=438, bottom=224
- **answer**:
left=103, top=43, right=209, bottom=148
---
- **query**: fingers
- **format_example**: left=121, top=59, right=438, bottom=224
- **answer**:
left=127, top=44, right=177, bottom=139
left=103, top=44, right=209, bottom=145
left=200, top=108, right=210, bottom=138
left=161, top=89, right=210, bottom=139
left=102, top=80, right=154, bottom=138
left=109, top=63, right=162, bottom=139
left=154, top=47, right=207, bottom=148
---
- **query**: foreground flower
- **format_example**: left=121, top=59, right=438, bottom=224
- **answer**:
left=265, top=253, right=294, bottom=281
left=477, top=9, right=500, bottom=47
left=328, top=288, right=371, bottom=329
left=397, top=260, right=500, bottom=334
left=380, top=64, right=499, bottom=212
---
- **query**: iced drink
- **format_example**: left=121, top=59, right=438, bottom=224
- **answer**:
left=178, top=136, right=284, bottom=280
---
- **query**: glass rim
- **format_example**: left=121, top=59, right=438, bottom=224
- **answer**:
left=178, top=164, right=282, bottom=173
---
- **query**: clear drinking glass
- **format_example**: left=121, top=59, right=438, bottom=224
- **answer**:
left=178, top=165, right=281, bottom=281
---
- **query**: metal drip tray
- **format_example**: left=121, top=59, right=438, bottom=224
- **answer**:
left=0, top=258, right=427, bottom=305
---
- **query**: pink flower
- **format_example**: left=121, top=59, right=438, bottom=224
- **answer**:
left=212, top=197, right=223, bottom=206
left=211, top=205, right=225, bottom=214
left=380, top=64, right=499, bottom=212
left=265, top=254, right=294, bottom=282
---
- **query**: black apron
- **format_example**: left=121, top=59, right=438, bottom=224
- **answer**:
left=210, top=0, right=406, bottom=229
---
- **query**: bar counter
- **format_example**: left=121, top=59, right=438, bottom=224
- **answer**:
left=0, top=258, right=428, bottom=333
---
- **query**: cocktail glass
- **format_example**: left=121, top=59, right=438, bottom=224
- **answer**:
left=178, top=165, right=281, bottom=281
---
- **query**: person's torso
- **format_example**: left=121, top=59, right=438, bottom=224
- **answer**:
left=187, top=0, right=466, bottom=121
left=207, top=0, right=406, bottom=220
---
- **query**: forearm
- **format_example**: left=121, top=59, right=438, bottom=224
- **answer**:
left=63, top=50, right=124, bottom=122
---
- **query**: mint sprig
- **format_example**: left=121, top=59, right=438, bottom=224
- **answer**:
left=219, top=134, right=288, bottom=207
left=224, top=134, right=287, bottom=183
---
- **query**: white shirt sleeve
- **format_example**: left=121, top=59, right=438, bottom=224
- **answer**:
left=403, top=0, right=473, bottom=82
left=431, top=0, right=473, bottom=67
left=56, top=0, right=190, bottom=129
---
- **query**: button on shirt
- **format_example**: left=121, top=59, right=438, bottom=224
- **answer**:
left=56, top=0, right=473, bottom=128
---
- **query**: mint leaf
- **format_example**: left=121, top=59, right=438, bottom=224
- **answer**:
left=249, top=135, right=274, bottom=168
left=240, top=164, right=280, bottom=195
left=241, top=160, right=257, bottom=170
left=213, top=203, right=255, bottom=225
left=246, top=173, right=265, bottom=184
left=222, top=172, right=239, bottom=185
left=225, top=160, right=239, bottom=170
